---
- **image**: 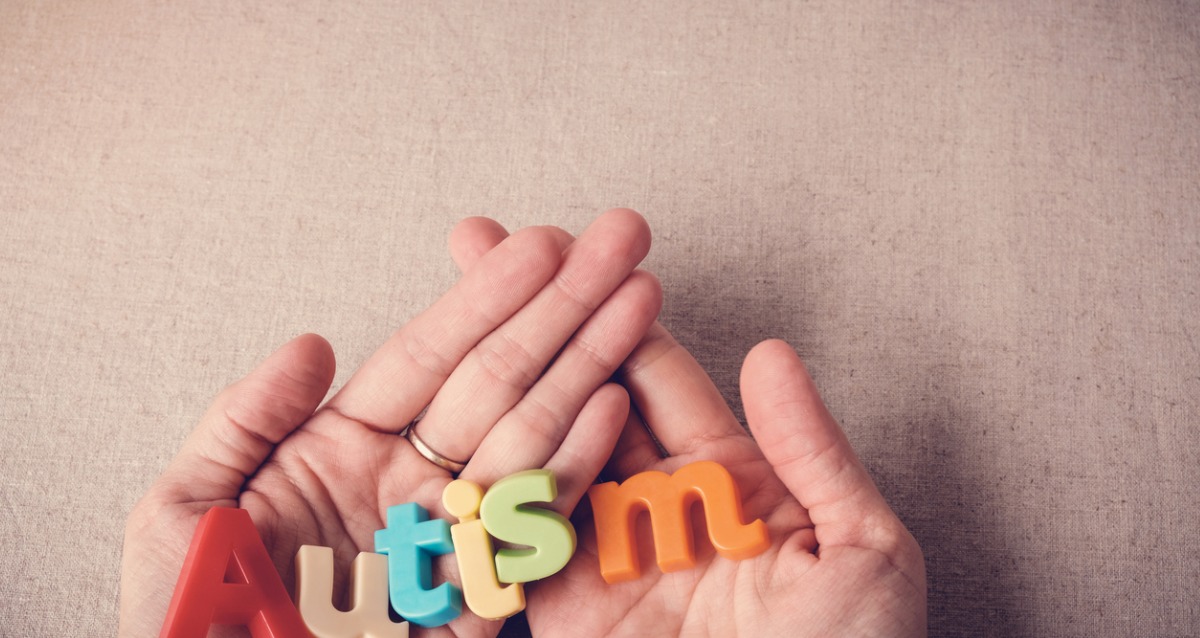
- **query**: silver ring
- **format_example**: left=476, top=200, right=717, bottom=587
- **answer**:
left=404, top=421, right=467, bottom=474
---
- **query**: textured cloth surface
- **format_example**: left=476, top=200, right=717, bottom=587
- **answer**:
left=2, top=1, right=1198, bottom=635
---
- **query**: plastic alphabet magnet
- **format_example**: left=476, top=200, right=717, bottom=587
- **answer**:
left=159, top=462, right=767, bottom=635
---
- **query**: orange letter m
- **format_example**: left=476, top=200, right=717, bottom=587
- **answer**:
left=587, top=460, right=769, bottom=584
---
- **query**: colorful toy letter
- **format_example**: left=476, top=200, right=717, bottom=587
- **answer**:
left=587, top=460, right=770, bottom=584
left=159, top=507, right=310, bottom=638
left=479, top=469, right=577, bottom=584
left=443, top=479, right=525, bottom=620
left=159, top=462, right=770, bottom=635
left=295, top=545, right=409, bottom=638
left=374, top=503, right=462, bottom=627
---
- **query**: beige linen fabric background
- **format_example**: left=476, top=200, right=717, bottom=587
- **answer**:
left=2, top=1, right=1198, bottom=636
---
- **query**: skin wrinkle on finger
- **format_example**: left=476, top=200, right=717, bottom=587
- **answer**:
left=164, top=338, right=335, bottom=502
left=744, top=393, right=867, bottom=493
left=748, top=438, right=873, bottom=549
left=741, top=342, right=906, bottom=556
left=165, top=408, right=284, bottom=504
left=439, top=239, right=642, bottom=394
left=766, top=428, right=856, bottom=508
left=474, top=328, right=546, bottom=393
left=674, top=428, right=752, bottom=459
left=311, top=402, right=390, bottom=438
left=325, top=226, right=563, bottom=431
left=449, top=220, right=701, bottom=468
left=461, top=380, right=574, bottom=478
left=397, top=320, right=465, bottom=380
left=396, top=273, right=550, bottom=383
left=620, top=335, right=745, bottom=457
left=509, top=390, right=572, bottom=452
left=617, top=323, right=677, bottom=377
left=567, top=283, right=659, bottom=373
left=534, top=275, right=662, bottom=407
left=462, top=271, right=661, bottom=479
left=462, top=388, right=594, bottom=479
left=516, top=385, right=627, bottom=515
left=217, top=402, right=277, bottom=462
left=550, top=262, right=605, bottom=313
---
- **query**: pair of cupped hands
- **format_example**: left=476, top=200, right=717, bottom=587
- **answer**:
left=119, top=210, right=926, bottom=637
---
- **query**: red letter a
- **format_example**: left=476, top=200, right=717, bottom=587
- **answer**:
left=159, top=507, right=309, bottom=638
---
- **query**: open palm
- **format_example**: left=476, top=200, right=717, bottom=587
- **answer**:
left=450, top=221, right=927, bottom=638
left=120, top=210, right=662, bottom=638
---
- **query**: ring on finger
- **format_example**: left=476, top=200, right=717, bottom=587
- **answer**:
left=404, top=421, right=468, bottom=474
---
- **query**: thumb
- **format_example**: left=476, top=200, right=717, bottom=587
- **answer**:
left=741, top=339, right=898, bottom=550
left=156, top=333, right=336, bottom=504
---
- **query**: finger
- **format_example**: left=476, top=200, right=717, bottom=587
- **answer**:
left=324, top=226, right=563, bottom=432
left=448, top=216, right=509, bottom=269
left=458, top=224, right=749, bottom=459
left=158, top=333, right=337, bottom=504
left=602, top=408, right=664, bottom=481
left=454, top=222, right=750, bottom=465
left=415, top=209, right=652, bottom=463
left=539, top=383, right=630, bottom=516
left=448, top=217, right=573, bottom=273
left=740, top=339, right=896, bottom=548
left=449, top=217, right=630, bottom=484
left=618, top=323, right=750, bottom=457
left=462, top=269, right=661, bottom=478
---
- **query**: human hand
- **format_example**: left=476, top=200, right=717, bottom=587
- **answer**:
left=119, top=209, right=663, bottom=637
left=449, top=218, right=927, bottom=637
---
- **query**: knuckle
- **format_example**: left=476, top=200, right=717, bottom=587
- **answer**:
left=476, top=332, right=543, bottom=390
left=553, top=270, right=599, bottom=313
left=401, top=328, right=457, bottom=378
left=512, top=394, right=569, bottom=448
left=620, top=325, right=675, bottom=377
left=572, top=333, right=620, bottom=372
